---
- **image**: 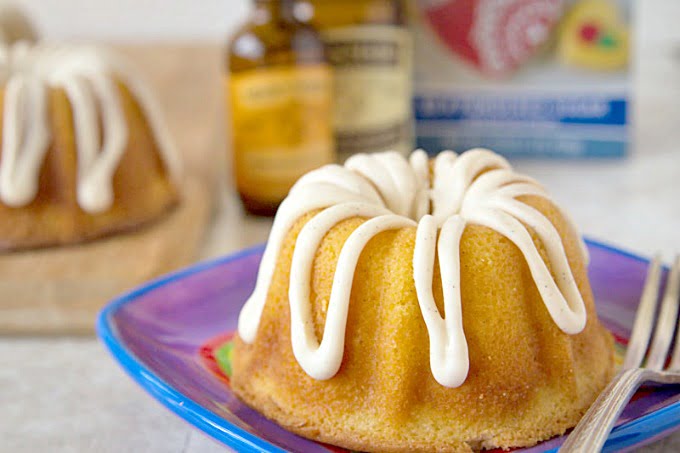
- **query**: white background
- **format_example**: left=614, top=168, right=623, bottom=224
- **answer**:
left=14, top=0, right=251, bottom=41
left=9, top=0, right=680, bottom=44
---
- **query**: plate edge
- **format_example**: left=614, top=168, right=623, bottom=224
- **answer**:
left=96, top=243, right=285, bottom=453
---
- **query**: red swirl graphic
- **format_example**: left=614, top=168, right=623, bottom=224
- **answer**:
left=420, top=0, right=565, bottom=76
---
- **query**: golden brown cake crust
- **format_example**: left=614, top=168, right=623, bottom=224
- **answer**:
left=231, top=195, right=615, bottom=452
left=0, top=81, right=179, bottom=252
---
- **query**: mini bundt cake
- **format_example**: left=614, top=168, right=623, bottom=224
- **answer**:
left=0, top=42, right=181, bottom=251
left=231, top=149, right=614, bottom=452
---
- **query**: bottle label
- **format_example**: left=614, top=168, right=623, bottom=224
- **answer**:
left=229, top=65, right=334, bottom=203
left=321, top=25, right=413, bottom=161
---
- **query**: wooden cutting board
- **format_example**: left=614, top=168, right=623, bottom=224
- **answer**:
left=0, top=177, right=211, bottom=334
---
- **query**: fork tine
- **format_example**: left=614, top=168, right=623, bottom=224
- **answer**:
left=646, top=256, right=680, bottom=370
left=665, top=256, right=680, bottom=371
left=622, top=256, right=663, bottom=370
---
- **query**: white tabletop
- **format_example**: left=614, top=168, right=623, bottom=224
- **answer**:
left=3, top=2, right=680, bottom=452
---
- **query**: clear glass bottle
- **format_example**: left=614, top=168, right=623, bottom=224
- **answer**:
left=227, top=0, right=335, bottom=216
left=304, top=0, right=413, bottom=162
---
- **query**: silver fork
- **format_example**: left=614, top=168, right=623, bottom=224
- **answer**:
left=560, top=255, right=680, bottom=452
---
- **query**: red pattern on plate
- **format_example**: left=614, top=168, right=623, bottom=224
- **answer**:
left=199, top=332, right=234, bottom=385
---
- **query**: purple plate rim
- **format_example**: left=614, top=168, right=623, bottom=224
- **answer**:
left=97, top=239, right=680, bottom=453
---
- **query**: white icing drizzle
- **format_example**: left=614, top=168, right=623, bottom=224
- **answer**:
left=290, top=206, right=414, bottom=380
left=0, top=42, right=181, bottom=213
left=238, top=149, right=588, bottom=388
left=414, top=214, right=469, bottom=387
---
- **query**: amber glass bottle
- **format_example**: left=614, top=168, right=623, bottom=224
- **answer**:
left=304, top=0, right=413, bottom=162
left=227, top=0, right=335, bottom=216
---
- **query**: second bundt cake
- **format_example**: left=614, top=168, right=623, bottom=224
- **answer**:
left=0, top=43, right=181, bottom=251
left=231, top=149, right=614, bottom=452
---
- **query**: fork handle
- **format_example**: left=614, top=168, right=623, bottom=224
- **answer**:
left=560, top=368, right=645, bottom=452
left=560, top=368, right=680, bottom=452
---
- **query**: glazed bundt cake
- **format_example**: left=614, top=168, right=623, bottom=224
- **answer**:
left=231, top=149, right=614, bottom=452
left=0, top=43, right=181, bottom=251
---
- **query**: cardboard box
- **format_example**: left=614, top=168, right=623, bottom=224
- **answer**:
left=410, top=0, right=631, bottom=158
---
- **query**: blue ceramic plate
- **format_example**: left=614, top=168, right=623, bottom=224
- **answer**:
left=98, top=240, right=680, bottom=452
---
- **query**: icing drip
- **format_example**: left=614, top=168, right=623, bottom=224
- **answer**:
left=290, top=206, right=414, bottom=379
left=238, top=149, right=588, bottom=388
left=414, top=214, right=469, bottom=388
left=0, top=42, right=181, bottom=213
left=0, top=75, right=50, bottom=206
